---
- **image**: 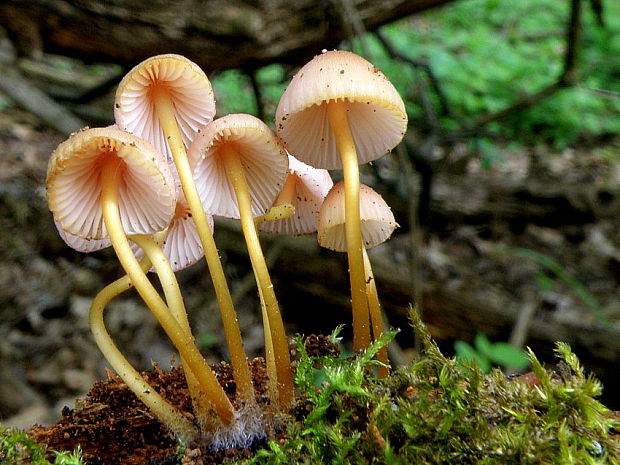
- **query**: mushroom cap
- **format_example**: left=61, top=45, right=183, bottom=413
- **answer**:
left=131, top=165, right=211, bottom=272
left=114, top=54, right=215, bottom=160
left=54, top=220, right=111, bottom=253
left=260, top=154, right=333, bottom=235
left=188, top=114, right=289, bottom=219
left=317, top=181, right=397, bottom=252
left=275, top=50, right=407, bottom=170
left=46, top=127, right=176, bottom=242
left=130, top=197, right=212, bottom=273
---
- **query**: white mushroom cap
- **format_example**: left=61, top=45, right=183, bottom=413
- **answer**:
left=54, top=220, right=111, bottom=253
left=130, top=165, right=211, bottom=272
left=317, top=181, right=397, bottom=252
left=46, top=127, right=175, bottom=242
left=260, top=154, right=333, bottom=235
left=188, top=114, right=288, bottom=219
left=114, top=54, right=215, bottom=160
left=275, top=50, right=407, bottom=170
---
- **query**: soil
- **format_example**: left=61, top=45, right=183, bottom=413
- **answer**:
left=27, top=335, right=339, bottom=465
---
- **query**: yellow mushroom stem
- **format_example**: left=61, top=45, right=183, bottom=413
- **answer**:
left=362, top=248, right=390, bottom=378
left=89, top=254, right=198, bottom=441
left=326, top=99, right=371, bottom=352
left=130, top=234, right=213, bottom=422
left=151, top=85, right=255, bottom=403
left=258, top=282, right=279, bottom=408
left=219, top=142, right=294, bottom=409
left=100, top=154, right=235, bottom=425
left=255, top=172, right=296, bottom=226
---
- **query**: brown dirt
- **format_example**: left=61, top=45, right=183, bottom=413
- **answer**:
left=30, top=359, right=268, bottom=465
left=28, top=334, right=339, bottom=465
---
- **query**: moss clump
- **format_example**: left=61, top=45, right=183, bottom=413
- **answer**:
left=246, top=308, right=619, bottom=464
left=0, top=426, right=84, bottom=465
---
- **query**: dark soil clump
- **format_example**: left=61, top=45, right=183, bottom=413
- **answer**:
left=29, top=359, right=273, bottom=465
left=28, top=335, right=337, bottom=465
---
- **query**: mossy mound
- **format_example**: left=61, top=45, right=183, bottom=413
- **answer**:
left=250, top=309, right=620, bottom=465
left=2, top=309, right=618, bottom=464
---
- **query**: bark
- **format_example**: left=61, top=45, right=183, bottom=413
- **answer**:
left=0, top=0, right=455, bottom=71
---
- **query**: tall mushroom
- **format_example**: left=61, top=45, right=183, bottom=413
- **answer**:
left=47, top=127, right=235, bottom=427
left=115, top=54, right=254, bottom=403
left=276, top=50, right=407, bottom=351
left=188, top=114, right=293, bottom=409
left=318, top=181, right=398, bottom=376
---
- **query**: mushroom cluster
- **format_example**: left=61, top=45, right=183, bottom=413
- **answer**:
left=46, top=50, right=406, bottom=445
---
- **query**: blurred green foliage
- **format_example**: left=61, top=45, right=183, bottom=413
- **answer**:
left=212, top=0, right=619, bottom=151
left=454, top=333, right=530, bottom=373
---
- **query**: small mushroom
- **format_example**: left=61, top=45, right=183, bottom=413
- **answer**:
left=188, top=113, right=293, bottom=409
left=259, top=154, right=333, bottom=235
left=276, top=50, right=407, bottom=351
left=318, top=181, right=398, bottom=375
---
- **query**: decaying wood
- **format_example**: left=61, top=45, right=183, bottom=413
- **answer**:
left=0, top=0, right=456, bottom=71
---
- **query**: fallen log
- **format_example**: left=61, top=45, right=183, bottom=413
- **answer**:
left=0, top=0, right=456, bottom=71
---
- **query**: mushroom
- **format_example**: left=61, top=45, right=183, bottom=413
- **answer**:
left=276, top=50, right=407, bottom=351
left=318, top=181, right=398, bottom=376
left=258, top=154, right=334, bottom=235
left=188, top=113, right=294, bottom=409
left=54, top=222, right=198, bottom=436
left=47, top=127, right=235, bottom=426
left=115, top=54, right=254, bottom=403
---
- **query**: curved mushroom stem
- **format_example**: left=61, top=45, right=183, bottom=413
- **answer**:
left=151, top=86, right=255, bottom=404
left=326, top=100, right=371, bottom=352
left=254, top=204, right=295, bottom=226
left=220, top=142, right=294, bottom=410
left=362, top=248, right=390, bottom=378
left=100, top=154, right=235, bottom=425
left=89, top=255, right=198, bottom=441
left=255, top=172, right=296, bottom=226
left=130, top=234, right=214, bottom=422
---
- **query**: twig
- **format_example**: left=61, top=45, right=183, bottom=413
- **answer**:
left=460, top=0, right=583, bottom=132
left=508, top=294, right=538, bottom=350
left=330, top=0, right=371, bottom=59
left=244, top=67, right=265, bottom=122
left=375, top=29, right=452, bottom=119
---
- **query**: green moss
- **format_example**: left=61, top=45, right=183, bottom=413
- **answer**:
left=245, top=307, right=619, bottom=464
left=0, top=426, right=84, bottom=465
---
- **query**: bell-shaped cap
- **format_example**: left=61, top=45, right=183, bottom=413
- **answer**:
left=131, top=174, right=211, bottom=272
left=260, top=154, right=333, bottom=235
left=54, top=221, right=111, bottom=253
left=114, top=54, right=215, bottom=160
left=275, top=50, right=407, bottom=170
left=188, top=114, right=288, bottom=219
left=46, top=127, right=176, bottom=242
left=318, top=181, right=397, bottom=252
